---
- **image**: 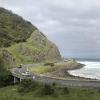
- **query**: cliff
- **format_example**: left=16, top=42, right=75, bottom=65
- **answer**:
left=0, top=7, right=61, bottom=69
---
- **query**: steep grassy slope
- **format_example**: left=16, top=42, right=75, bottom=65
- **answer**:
left=5, top=30, right=61, bottom=68
left=0, top=7, right=36, bottom=47
left=0, top=7, right=61, bottom=69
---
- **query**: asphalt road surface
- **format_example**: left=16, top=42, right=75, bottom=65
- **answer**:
left=11, top=64, right=100, bottom=88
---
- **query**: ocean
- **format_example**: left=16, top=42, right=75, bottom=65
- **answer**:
left=68, top=61, right=100, bottom=80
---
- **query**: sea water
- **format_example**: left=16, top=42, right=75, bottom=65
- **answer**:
left=68, top=61, right=100, bottom=80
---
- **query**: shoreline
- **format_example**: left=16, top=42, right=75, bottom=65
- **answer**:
left=45, top=62, right=97, bottom=81
left=45, top=62, right=87, bottom=80
left=66, top=63, right=98, bottom=80
left=66, top=71, right=97, bottom=80
left=67, top=63, right=85, bottom=71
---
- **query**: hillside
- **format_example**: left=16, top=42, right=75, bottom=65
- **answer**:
left=0, top=7, right=61, bottom=69
left=0, top=7, right=37, bottom=47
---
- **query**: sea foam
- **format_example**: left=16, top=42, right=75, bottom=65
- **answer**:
left=68, top=61, right=100, bottom=80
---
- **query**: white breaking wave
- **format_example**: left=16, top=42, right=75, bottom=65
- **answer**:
left=78, top=61, right=100, bottom=69
left=68, top=61, right=100, bottom=80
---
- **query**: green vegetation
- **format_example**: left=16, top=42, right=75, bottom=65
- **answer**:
left=18, top=79, right=38, bottom=93
left=0, top=7, right=98, bottom=100
left=18, top=79, right=55, bottom=96
left=44, top=62, right=55, bottom=66
left=28, top=65, right=57, bottom=74
left=28, top=63, right=66, bottom=74
left=0, top=55, right=13, bottom=87
left=0, top=71, right=13, bottom=87
left=0, top=7, right=36, bottom=47
left=0, top=7, right=61, bottom=69
left=28, top=61, right=82, bottom=75
left=41, top=84, right=55, bottom=95
left=0, top=84, right=100, bottom=100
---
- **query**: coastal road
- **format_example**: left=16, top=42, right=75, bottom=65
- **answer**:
left=11, top=64, right=100, bottom=89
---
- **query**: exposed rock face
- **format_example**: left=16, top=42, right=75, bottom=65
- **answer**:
left=28, top=29, right=62, bottom=62
left=6, top=29, right=62, bottom=68
left=28, top=30, right=47, bottom=48
left=0, top=49, right=17, bottom=69
left=46, top=42, right=61, bottom=61
left=0, top=7, right=62, bottom=69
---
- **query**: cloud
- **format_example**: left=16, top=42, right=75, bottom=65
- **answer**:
left=0, top=0, right=100, bottom=58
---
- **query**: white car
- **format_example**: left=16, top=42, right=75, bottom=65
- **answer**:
left=21, top=71, right=31, bottom=76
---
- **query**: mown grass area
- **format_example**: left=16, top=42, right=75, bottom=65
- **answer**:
left=28, top=62, right=71, bottom=74
left=0, top=85, right=100, bottom=100
left=28, top=65, right=57, bottom=74
left=28, top=61, right=81, bottom=74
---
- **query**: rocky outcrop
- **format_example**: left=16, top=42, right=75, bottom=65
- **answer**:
left=27, top=29, right=61, bottom=61
left=47, top=59, right=84, bottom=77
left=0, top=49, right=17, bottom=69
left=5, top=29, right=62, bottom=69
left=45, top=42, right=61, bottom=61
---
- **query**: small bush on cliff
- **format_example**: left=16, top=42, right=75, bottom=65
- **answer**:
left=44, top=62, right=55, bottom=66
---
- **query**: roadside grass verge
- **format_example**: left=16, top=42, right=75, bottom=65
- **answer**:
left=28, top=65, right=57, bottom=74
left=0, top=85, right=100, bottom=100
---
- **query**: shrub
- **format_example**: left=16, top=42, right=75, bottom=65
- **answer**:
left=42, top=84, right=54, bottom=95
left=0, top=71, right=13, bottom=87
left=98, top=89, right=100, bottom=93
left=18, top=79, right=38, bottom=93
left=0, top=57, right=13, bottom=87
left=44, top=62, right=54, bottom=66
left=62, top=87, right=69, bottom=95
left=52, top=82, right=56, bottom=87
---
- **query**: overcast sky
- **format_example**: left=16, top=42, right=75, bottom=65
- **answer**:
left=0, top=0, right=100, bottom=59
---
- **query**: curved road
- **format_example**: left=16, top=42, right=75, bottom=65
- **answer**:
left=11, top=64, right=100, bottom=88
